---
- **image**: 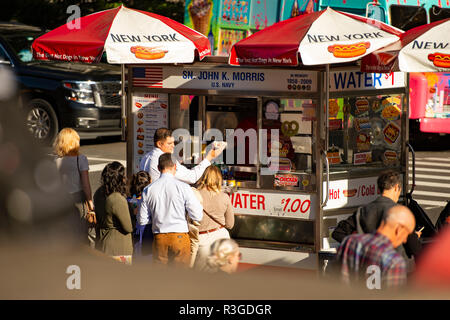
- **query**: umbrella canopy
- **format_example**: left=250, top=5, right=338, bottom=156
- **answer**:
left=32, top=5, right=211, bottom=64
left=229, top=7, right=403, bottom=66
left=361, top=18, right=450, bottom=73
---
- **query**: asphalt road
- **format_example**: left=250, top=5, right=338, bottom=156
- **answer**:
left=80, top=137, right=450, bottom=225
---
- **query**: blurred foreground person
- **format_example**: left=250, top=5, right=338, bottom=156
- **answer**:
left=94, top=162, right=133, bottom=265
left=127, top=170, right=152, bottom=260
left=335, top=205, right=415, bottom=290
left=53, top=128, right=96, bottom=247
left=139, top=153, right=203, bottom=267
left=193, top=165, right=234, bottom=271
left=0, top=65, right=81, bottom=247
left=413, top=226, right=450, bottom=288
left=207, top=238, right=241, bottom=274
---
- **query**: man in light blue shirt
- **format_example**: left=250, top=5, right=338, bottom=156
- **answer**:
left=139, top=152, right=203, bottom=267
left=139, top=128, right=223, bottom=184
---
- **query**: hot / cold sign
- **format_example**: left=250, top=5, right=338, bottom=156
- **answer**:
left=323, top=177, right=380, bottom=210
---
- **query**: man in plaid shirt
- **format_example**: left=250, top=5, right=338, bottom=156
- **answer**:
left=336, top=205, right=415, bottom=289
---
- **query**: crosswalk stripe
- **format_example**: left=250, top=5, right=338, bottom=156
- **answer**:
left=87, top=157, right=126, bottom=162
left=89, top=161, right=127, bottom=172
left=409, top=161, right=450, bottom=168
left=409, top=190, right=450, bottom=197
left=410, top=200, right=448, bottom=207
left=413, top=157, right=450, bottom=163
left=410, top=167, right=450, bottom=173
left=407, top=180, right=450, bottom=188
left=408, top=173, right=450, bottom=180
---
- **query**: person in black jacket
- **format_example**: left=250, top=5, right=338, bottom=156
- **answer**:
left=332, top=170, right=422, bottom=259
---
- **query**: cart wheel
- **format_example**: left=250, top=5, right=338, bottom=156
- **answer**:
left=25, top=98, right=59, bottom=145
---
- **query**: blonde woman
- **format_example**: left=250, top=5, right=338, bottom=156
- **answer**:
left=53, top=128, right=95, bottom=247
left=207, top=238, right=241, bottom=274
left=193, top=165, right=234, bottom=271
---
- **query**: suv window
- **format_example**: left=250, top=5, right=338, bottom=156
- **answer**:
left=4, top=32, right=41, bottom=63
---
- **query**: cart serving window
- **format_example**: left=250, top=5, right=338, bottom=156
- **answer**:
left=323, top=68, right=408, bottom=252
left=128, top=58, right=323, bottom=267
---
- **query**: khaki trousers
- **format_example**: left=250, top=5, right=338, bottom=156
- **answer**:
left=153, top=233, right=191, bottom=267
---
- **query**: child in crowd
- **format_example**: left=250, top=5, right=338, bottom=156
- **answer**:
left=127, top=171, right=152, bottom=260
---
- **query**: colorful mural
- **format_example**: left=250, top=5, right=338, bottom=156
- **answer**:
left=184, top=0, right=315, bottom=55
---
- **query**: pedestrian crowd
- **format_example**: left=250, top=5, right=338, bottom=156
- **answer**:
left=53, top=127, right=240, bottom=274
left=53, top=127, right=450, bottom=288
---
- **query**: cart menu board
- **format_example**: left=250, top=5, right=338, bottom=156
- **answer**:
left=132, top=93, right=168, bottom=173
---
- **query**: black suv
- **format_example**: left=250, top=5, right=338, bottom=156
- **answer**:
left=0, top=22, right=122, bottom=144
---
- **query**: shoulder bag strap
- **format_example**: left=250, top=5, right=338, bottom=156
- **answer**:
left=76, top=155, right=81, bottom=175
left=203, top=208, right=226, bottom=228
left=355, top=206, right=364, bottom=234
left=77, top=155, right=90, bottom=217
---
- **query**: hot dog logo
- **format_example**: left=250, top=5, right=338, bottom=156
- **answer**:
left=130, top=46, right=168, bottom=60
left=382, top=150, right=399, bottom=166
left=343, top=189, right=357, bottom=197
left=355, top=99, right=369, bottom=116
left=428, top=52, right=450, bottom=68
left=328, top=42, right=371, bottom=58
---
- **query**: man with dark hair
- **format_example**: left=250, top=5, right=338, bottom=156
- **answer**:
left=359, top=170, right=403, bottom=233
left=332, top=170, right=402, bottom=242
left=332, top=170, right=422, bottom=261
left=139, top=153, right=203, bottom=267
left=139, top=127, right=224, bottom=184
left=336, top=205, right=415, bottom=289
left=153, top=128, right=173, bottom=147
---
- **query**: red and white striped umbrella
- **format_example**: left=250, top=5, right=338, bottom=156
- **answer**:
left=229, top=7, right=403, bottom=66
left=361, top=18, right=450, bottom=73
left=32, top=5, right=211, bottom=64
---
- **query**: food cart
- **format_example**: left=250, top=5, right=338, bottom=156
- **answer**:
left=125, top=56, right=409, bottom=272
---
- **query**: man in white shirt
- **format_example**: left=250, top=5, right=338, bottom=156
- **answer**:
left=139, top=153, right=203, bottom=267
left=139, top=127, right=223, bottom=184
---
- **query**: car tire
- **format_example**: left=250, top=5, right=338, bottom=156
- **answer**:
left=25, top=98, right=59, bottom=145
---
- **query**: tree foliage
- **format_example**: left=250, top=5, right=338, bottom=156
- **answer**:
left=0, top=0, right=186, bottom=30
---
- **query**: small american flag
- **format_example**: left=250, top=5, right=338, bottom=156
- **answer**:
left=132, top=67, right=163, bottom=88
